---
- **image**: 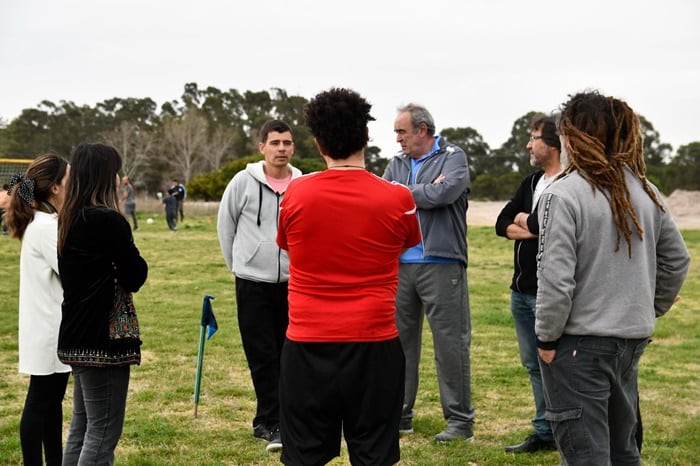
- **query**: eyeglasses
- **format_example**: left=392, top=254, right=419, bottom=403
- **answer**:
left=529, top=135, right=544, bottom=142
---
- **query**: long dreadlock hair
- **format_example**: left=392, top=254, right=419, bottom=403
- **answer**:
left=558, top=91, right=664, bottom=256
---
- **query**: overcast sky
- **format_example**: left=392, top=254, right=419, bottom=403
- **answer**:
left=1, top=0, right=698, bottom=157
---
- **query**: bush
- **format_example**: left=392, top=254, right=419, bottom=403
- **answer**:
left=290, top=157, right=326, bottom=175
left=186, top=155, right=259, bottom=201
left=470, top=172, right=525, bottom=200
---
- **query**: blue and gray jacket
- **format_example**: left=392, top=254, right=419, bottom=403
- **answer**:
left=383, top=136, right=470, bottom=266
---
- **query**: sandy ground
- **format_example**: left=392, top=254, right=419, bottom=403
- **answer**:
left=177, top=190, right=699, bottom=230
left=468, top=190, right=700, bottom=229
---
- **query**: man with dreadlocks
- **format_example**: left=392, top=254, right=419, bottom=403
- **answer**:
left=535, top=90, right=690, bottom=465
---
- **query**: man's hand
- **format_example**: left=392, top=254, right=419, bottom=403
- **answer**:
left=433, top=174, right=446, bottom=184
left=514, top=212, right=529, bottom=229
left=538, top=348, right=556, bottom=364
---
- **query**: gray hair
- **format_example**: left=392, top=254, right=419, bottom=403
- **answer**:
left=398, top=103, right=436, bottom=136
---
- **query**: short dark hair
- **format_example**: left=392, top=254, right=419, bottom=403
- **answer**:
left=260, top=119, right=292, bottom=143
left=530, top=114, right=561, bottom=151
left=304, top=88, right=375, bottom=159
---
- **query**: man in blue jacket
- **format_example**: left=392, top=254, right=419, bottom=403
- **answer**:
left=383, top=103, right=473, bottom=442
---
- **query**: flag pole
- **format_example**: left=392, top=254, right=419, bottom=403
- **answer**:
left=194, top=323, right=206, bottom=418
left=194, top=294, right=217, bottom=418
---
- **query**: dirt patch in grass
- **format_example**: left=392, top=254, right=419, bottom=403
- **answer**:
left=467, top=190, right=700, bottom=229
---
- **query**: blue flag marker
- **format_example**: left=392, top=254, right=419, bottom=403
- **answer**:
left=194, top=294, right=218, bottom=417
left=201, top=294, right=218, bottom=339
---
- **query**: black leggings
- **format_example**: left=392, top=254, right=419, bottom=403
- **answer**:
left=20, top=372, right=70, bottom=466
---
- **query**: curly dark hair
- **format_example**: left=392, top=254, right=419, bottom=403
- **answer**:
left=559, top=91, right=664, bottom=256
left=303, top=88, right=375, bottom=159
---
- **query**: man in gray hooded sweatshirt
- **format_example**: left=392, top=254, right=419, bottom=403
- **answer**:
left=217, top=120, right=302, bottom=453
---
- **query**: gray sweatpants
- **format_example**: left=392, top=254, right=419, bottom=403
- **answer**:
left=395, top=262, right=474, bottom=430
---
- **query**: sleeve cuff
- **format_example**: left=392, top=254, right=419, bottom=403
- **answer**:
left=537, top=338, right=559, bottom=350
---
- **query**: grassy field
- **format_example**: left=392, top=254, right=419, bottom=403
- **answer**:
left=0, top=203, right=698, bottom=465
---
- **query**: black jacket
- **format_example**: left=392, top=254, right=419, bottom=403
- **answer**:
left=58, top=207, right=148, bottom=366
left=495, top=171, right=544, bottom=295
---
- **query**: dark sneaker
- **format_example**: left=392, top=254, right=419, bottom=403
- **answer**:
left=253, top=424, right=271, bottom=441
left=434, top=426, right=474, bottom=442
left=504, top=432, right=557, bottom=453
left=266, top=428, right=282, bottom=453
left=399, top=419, right=414, bottom=435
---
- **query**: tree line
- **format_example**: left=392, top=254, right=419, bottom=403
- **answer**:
left=1, top=82, right=698, bottom=200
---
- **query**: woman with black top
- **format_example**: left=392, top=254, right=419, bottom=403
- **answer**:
left=57, top=143, right=148, bottom=465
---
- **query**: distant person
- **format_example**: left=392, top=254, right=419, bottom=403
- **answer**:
left=57, top=143, right=148, bottom=465
left=163, top=188, right=178, bottom=231
left=495, top=114, right=561, bottom=454
left=0, top=182, right=10, bottom=235
left=277, top=88, right=421, bottom=465
left=121, top=175, right=138, bottom=231
left=217, top=119, right=301, bottom=453
left=6, top=154, right=71, bottom=466
left=170, top=178, right=186, bottom=222
left=535, top=91, right=690, bottom=465
left=383, top=103, right=474, bottom=442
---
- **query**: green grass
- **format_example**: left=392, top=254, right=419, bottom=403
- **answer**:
left=0, top=208, right=698, bottom=465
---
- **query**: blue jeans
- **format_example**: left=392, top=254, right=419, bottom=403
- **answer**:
left=510, top=291, right=552, bottom=440
left=541, top=335, right=648, bottom=465
left=63, top=365, right=131, bottom=466
left=165, top=210, right=177, bottom=231
left=123, top=203, right=137, bottom=230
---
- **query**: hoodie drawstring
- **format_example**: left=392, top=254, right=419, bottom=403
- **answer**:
left=257, top=182, right=262, bottom=227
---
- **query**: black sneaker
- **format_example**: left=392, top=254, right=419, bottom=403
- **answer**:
left=399, top=419, right=414, bottom=435
left=504, top=432, right=557, bottom=453
left=266, top=428, right=282, bottom=453
left=253, top=424, right=271, bottom=441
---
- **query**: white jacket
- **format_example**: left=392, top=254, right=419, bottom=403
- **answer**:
left=18, top=211, right=71, bottom=374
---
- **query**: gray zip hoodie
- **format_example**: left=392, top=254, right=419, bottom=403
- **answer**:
left=535, top=168, right=690, bottom=346
left=217, top=160, right=302, bottom=283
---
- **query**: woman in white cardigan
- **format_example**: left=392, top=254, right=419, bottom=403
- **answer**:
left=6, top=153, right=70, bottom=466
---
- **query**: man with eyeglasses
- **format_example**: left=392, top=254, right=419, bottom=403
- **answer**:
left=495, top=114, right=562, bottom=453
